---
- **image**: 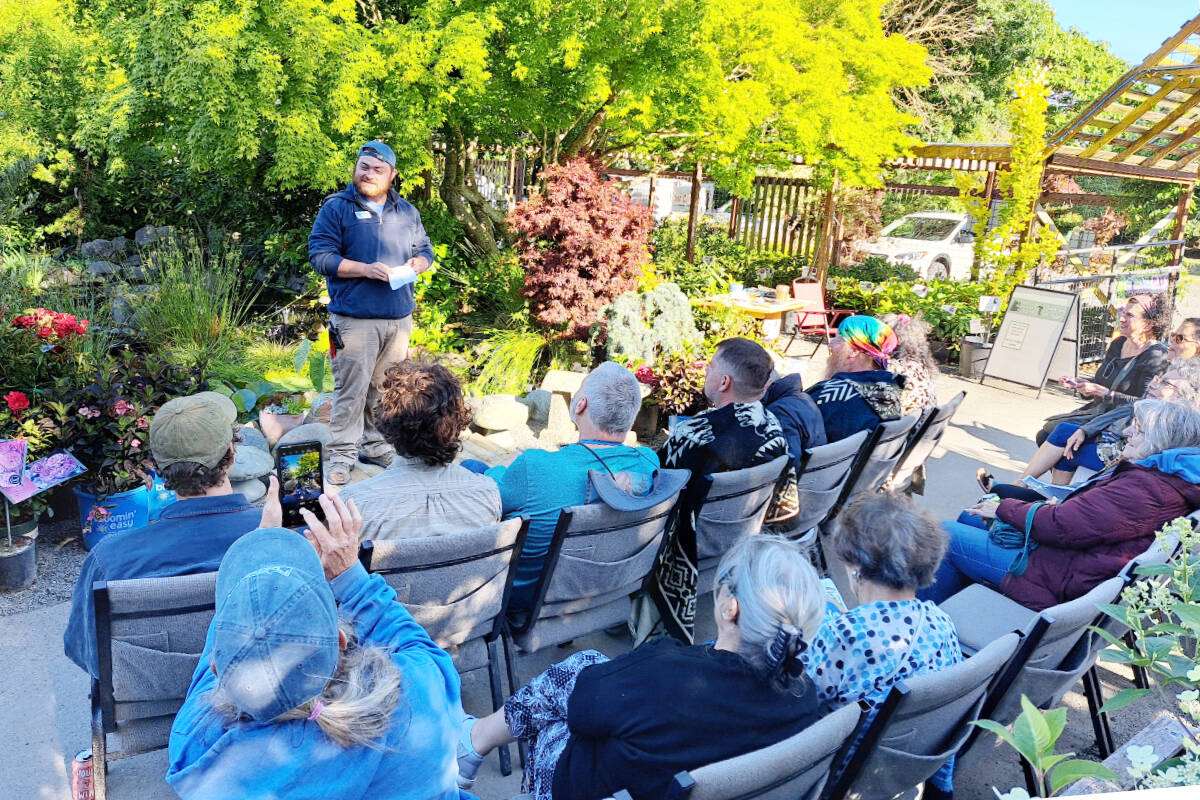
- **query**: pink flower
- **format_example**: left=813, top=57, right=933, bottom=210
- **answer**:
left=4, top=391, right=29, bottom=414
left=129, top=438, right=141, bottom=450
left=78, top=406, right=101, bottom=419
left=87, top=505, right=111, bottom=522
left=111, top=399, right=136, bottom=417
left=136, top=416, right=148, bottom=428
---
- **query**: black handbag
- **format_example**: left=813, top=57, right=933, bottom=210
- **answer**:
left=987, top=501, right=1046, bottom=577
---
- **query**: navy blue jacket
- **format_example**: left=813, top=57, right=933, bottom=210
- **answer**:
left=807, top=370, right=905, bottom=443
left=307, top=184, right=434, bottom=319
left=763, top=373, right=827, bottom=472
left=63, top=494, right=262, bottom=678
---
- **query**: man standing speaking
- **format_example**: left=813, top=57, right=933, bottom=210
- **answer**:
left=308, top=140, right=434, bottom=485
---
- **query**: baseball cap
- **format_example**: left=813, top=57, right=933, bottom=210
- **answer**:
left=148, top=391, right=237, bottom=469
left=211, top=527, right=340, bottom=721
left=357, top=140, right=396, bottom=169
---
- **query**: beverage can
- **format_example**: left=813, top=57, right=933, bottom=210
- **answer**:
left=72, top=748, right=94, bottom=800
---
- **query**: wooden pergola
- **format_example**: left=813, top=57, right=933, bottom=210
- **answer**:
left=891, top=12, right=1200, bottom=263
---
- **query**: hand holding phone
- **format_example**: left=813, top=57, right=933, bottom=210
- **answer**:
left=275, top=440, right=325, bottom=528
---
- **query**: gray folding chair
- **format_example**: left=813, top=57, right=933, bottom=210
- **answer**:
left=666, top=703, right=861, bottom=800
left=887, top=392, right=966, bottom=493
left=694, top=454, right=792, bottom=594
left=91, top=572, right=219, bottom=800
left=773, top=431, right=870, bottom=546
left=946, top=576, right=1127, bottom=768
left=359, top=516, right=531, bottom=776
left=834, top=414, right=920, bottom=510
left=504, top=490, right=683, bottom=673
left=824, top=632, right=1021, bottom=800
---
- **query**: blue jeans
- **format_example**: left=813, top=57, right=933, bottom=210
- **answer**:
left=1046, top=422, right=1104, bottom=473
left=461, top=458, right=489, bottom=474
left=918, top=520, right=1017, bottom=603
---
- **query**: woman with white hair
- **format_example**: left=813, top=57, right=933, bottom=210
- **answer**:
left=925, top=399, right=1200, bottom=611
left=167, top=487, right=467, bottom=799
left=456, top=535, right=826, bottom=800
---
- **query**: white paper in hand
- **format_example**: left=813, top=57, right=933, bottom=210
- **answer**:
left=388, top=264, right=417, bottom=290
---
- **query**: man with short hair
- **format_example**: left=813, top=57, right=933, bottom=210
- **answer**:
left=308, top=140, right=436, bottom=485
left=482, top=362, right=659, bottom=613
left=63, top=392, right=263, bottom=677
left=638, top=337, right=793, bottom=644
left=806, top=315, right=905, bottom=442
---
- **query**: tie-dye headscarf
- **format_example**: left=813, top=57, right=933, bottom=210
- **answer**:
left=837, top=315, right=898, bottom=369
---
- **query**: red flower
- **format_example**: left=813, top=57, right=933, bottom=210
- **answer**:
left=35, top=327, right=53, bottom=340
left=4, top=391, right=30, bottom=414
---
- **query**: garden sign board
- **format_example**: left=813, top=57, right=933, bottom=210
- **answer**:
left=981, top=286, right=1079, bottom=397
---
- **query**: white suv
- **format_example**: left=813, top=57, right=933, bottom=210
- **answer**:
left=866, top=211, right=977, bottom=280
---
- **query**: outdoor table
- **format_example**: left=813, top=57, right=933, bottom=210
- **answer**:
left=699, top=293, right=810, bottom=339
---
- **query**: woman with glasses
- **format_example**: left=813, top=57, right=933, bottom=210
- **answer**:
left=1036, top=294, right=1169, bottom=446
left=455, top=535, right=825, bottom=800
left=980, top=351, right=1200, bottom=493
left=927, top=400, right=1200, bottom=610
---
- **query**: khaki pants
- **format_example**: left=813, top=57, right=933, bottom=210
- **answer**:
left=328, top=313, right=411, bottom=466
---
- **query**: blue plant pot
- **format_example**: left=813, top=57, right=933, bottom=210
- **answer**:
left=74, top=484, right=151, bottom=550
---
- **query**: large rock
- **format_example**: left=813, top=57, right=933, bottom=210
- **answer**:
left=274, top=422, right=333, bottom=456
left=473, top=395, right=530, bottom=433
left=546, top=392, right=572, bottom=432
left=517, top=389, right=552, bottom=425
left=230, top=446, right=274, bottom=482
left=87, top=260, right=121, bottom=276
left=232, top=477, right=267, bottom=503
left=110, top=235, right=130, bottom=254
left=80, top=239, right=117, bottom=260
left=540, top=369, right=587, bottom=396
left=238, top=426, right=270, bottom=453
left=134, top=224, right=173, bottom=246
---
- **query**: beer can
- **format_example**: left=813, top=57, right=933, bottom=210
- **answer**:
left=71, top=748, right=94, bottom=800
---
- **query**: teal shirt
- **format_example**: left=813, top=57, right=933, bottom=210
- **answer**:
left=487, top=444, right=659, bottom=607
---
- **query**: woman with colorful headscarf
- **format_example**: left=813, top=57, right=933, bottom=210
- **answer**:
left=806, top=315, right=906, bottom=442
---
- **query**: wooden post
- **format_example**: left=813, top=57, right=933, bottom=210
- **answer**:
left=814, top=175, right=839, bottom=287
left=685, top=161, right=703, bottom=264
left=728, top=196, right=740, bottom=239
left=1173, top=183, right=1193, bottom=265
left=647, top=175, right=657, bottom=217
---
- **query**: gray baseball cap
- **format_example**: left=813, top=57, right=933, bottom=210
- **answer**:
left=148, top=392, right=237, bottom=469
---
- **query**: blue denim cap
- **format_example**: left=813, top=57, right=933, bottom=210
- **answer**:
left=211, top=527, right=340, bottom=721
left=357, top=140, right=396, bottom=169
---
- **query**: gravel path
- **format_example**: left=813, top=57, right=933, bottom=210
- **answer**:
left=0, top=510, right=87, bottom=617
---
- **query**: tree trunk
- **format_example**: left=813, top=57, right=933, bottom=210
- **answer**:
left=438, top=126, right=502, bottom=258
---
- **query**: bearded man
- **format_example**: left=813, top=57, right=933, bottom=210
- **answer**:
left=308, top=141, right=435, bottom=485
left=806, top=315, right=905, bottom=442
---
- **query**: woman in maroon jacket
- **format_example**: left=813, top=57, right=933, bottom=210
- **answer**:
left=923, top=400, right=1200, bottom=610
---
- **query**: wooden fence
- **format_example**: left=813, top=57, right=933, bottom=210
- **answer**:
left=728, top=176, right=828, bottom=261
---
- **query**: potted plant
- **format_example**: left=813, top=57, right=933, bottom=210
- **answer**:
left=0, top=392, right=68, bottom=590
left=62, top=350, right=206, bottom=548
left=258, top=393, right=308, bottom=445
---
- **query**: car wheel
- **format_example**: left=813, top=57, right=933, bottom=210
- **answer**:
left=927, top=260, right=949, bottom=280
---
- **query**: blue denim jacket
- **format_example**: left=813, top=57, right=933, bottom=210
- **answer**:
left=307, top=184, right=435, bottom=320
left=63, top=494, right=262, bottom=678
left=167, top=564, right=469, bottom=800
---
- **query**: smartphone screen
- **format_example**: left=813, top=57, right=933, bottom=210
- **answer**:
left=276, top=441, right=324, bottom=528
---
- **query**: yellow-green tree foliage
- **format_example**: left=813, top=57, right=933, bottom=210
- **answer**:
left=956, top=68, right=1059, bottom=297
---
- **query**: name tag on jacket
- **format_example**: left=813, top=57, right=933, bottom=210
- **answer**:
left=354, top=210, right=371, bottom=219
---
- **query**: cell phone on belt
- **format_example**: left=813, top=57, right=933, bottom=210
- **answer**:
left=275, top=440, right=325, bottom=528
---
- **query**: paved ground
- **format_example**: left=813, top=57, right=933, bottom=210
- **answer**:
left=0, top=345, right=1177, bottom=799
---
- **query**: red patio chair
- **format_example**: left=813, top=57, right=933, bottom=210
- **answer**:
left=787, top=281, right=855, bottom=355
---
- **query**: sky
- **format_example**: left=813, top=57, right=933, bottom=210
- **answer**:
left=1048, top=0, right=1199, bottom=63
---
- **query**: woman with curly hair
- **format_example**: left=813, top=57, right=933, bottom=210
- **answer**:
left=339, top=360, right=501, bottom=539
left=881, top=312, right=939, bottom=417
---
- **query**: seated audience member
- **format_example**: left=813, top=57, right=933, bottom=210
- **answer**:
left=880, top=312, right=939, bottom=417
left=484, top=362, right=658, bottom=613
left=64, top=392, right=261, bottom=677
left=167, top=493, right=467, bottom=799
left=1036, top=293, right=1169, bottom=445
left=339, top=361, right=501, bottom=539
left=980, top=356, right=1200, bottom=493
left=807, top=316, right=905, bottom=442
left=641, top=337, right=792, bottom=643
left=456, top=535, right=825, bottom=800
left=803, top=492, right=962, bottom=800
left=924, top=400, right=1200, bottom=610
left=763, top=369, right=827, bottom=476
